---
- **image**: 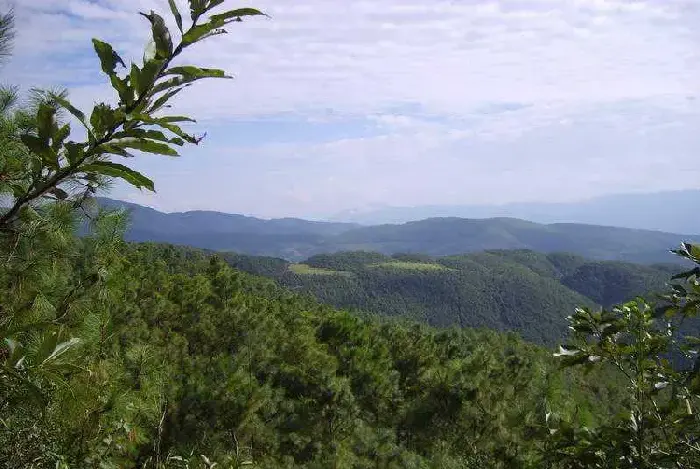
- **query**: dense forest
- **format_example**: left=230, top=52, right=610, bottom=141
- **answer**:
left=221, top=249, right=679, bottom=344
left=2, top=2, right=700, bottom=468
left=0, top=238, right=627, bottom=467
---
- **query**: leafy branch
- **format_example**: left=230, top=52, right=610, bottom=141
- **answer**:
left=0, top=1, right=266, bottom=230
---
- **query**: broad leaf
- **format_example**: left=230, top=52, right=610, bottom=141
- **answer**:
left=189, top=0, right=207, bottom=21
left=52, top=95, right=87, bottom=127
left=21, top=134, right=58, bottom=168
left=20, top=134, right=49, bottom=155
left=64, top=142, right=85, bottom=166
left=130, top=64, right=141, bottom=97
left=92, top=39, right=126, bottom=75
left=138, top=59, right=164, bottom=95
left=210, top=8, right=267, bottom=22
left=110, top=137, right=179, bottom=156
left=90, top=103, right=116, bottom=136
left=113, top=128, right=184, bottom=145
left=131, top=114, right=197, bottom=143
left=166, top=65, right=231, bottom=79
left=82, top=161, right=155, bottom=190
left=99, top=143, right=136, bottom=159
left=159, top=115, right=195, bottom=123
left=140, top=11, right=173, bottom=59
left=52, top=123, right=71, bottom=152
left=152, top=76, right=199, bottom=94
left=182, top=17, right=226, bottom=45
left=36, top=103, right=56, bottom=145
left=149, top=87, right=185, bottom=113
left=110, top=74, right=133, bottom=106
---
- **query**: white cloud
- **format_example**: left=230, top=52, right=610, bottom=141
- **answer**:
left=5, top=0, right=698, bottom=117
left=115, top=96, right=700, bottom=218
left=1, top=0, right=699, bottom=216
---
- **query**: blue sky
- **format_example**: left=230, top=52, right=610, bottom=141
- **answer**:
left=2, top=0, right=699, bottom=218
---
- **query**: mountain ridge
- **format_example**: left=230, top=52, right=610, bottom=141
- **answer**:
left=98, top=197, right=696, bottom=264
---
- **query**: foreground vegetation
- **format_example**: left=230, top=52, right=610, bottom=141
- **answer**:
left=2, top=2, right=700, bottom=467
left=1, top=237, right=625, bottom=467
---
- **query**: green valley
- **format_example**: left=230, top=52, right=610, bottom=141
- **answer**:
left=221, top=249, right=680, bottom=345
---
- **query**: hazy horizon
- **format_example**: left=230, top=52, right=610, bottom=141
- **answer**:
left=5, top=0, right=699, bottom=218
left=102, top=189, right=700, bottom=231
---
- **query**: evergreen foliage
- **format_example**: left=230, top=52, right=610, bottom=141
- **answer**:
left=2, top=241, right=626, bottom=467
left=223, top=250, right=680, bottom=345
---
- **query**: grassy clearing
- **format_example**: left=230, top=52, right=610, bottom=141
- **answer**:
left=289, top=264, right=353, bottom=276
left=370, top=261, right=447, bottom=271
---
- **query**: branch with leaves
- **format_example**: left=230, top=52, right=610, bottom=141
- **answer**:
left=549, top=243, right=700, bottom=468
left=0, top=1, right=266, bottom=230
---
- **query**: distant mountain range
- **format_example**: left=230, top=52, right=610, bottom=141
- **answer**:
left=97, top=197, right=696, bottom=265
left=329, top=190, right=700, bottom=232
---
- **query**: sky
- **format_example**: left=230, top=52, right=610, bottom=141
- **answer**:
left=2, top=0, right=699, bottom=219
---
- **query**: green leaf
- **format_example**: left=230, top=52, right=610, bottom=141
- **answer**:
left=35, top=329, right=61, bottom=365
left=130, top=114, right=197, bottom=143
left=159, top=115, right=195, bottom=123
left=52, top=123, right=71, bottom=152
left=140, top=11, right=173, bottom=59
left=21, top=134, right=58, bottom=168
left=168, top=0, right=183, bottom=32
left=166, top=65, right=231, bottom=79
left=152, top=76, right=199, bottom=94
left=113, top=128, right=184, bottom=145
left=36, top=103, right=56, bottom=145
left=90, top=103, right=116, bottom=136
left=560, top=354, right=591, bottom=368
left=210, top=8, right=267, bottom=23
left=149, top=87, right=185, bottom=113
left=92, top=39, right=126, bottom=75
left=20, top=134, right=49, bottom=155
left=138, top=59, right=164, bottom=96
left=130, top=64, right=141, bottom=97
left=189, top=0, right=207, bottom=21
left=65, top=142, right=84, bottom=166
left=52, top=96, right=87, bottom=127
left=110, top=74, right=133, bottom=106
left=111, top=137, right=179, bottom=156
left=181, top=17, right=226, bottom=45
left=82, top=161, right=155, bottom=191
left=690, top=243, right=700, bottom=260
left=206, top=0, right=226, bottom=11
left=99, top=144, right=136, bottom=159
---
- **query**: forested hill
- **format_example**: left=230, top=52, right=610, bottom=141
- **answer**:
left=101, top=198, right=695, bottom=264
left=3, top=237, right=625, bottom=466
left=219, top=249, right=680, bottom=344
